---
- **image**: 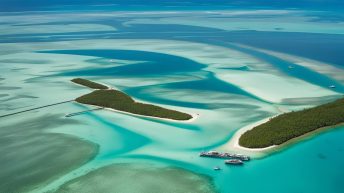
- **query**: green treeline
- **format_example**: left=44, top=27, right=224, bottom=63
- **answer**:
left=76, top=89, right=192, bottom=121
left=239, top=97, right=344, bottom=148
left=72, top=78, right=108, bottom=89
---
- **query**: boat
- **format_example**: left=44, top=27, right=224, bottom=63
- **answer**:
left=231, top=153, right=250, bottom=161
left=199, top=151, right=250, bottom=161
left=329, top=85, right=336, bottom=89
left=199, top=150, right=220, bottom=158
left=213, top=166, right=221, bottom=170
left=288, top=65, right=294, bottom=69
left=225, top=159, right=243, bottom=165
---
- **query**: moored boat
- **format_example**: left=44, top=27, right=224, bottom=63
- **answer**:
left=200, top=151, right=250, bottom=161
left=225, top=159, right=243, bottom=165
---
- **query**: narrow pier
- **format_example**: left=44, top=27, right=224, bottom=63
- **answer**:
left=0, top=100, right=74, bottom=118
left=65, top=107, right=104, bottom=117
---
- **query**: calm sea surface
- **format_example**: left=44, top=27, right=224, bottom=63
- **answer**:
left=0, top=2, right=344, bottom=193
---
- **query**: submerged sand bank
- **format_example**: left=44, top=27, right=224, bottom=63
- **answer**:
left=0, top=114, right=98, bottom=193
left=55, top=163, right=218, bottom=193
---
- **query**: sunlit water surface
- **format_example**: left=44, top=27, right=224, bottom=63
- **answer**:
left=0, top=6, right=344, bottom=193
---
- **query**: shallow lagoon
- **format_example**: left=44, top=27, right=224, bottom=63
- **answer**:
left=0, top=8, right=343, bottom=193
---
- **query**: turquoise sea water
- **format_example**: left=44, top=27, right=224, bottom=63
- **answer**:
left=0, top=3, right=344, bottom=193
left=217, top=126, right=344, bottom=193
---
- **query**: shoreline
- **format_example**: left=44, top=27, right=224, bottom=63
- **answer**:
left=72, top=101, right=198, bottom=123
left=70, top=81, right=112, bottom=90
left=71, top=81, right=197, bottom=123
left=222, top=115, right=344, bottom=158
left=220, top=116, right=276, bottom=157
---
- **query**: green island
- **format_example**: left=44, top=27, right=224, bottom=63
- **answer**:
left=239, top=97, right=344, bottom=148
left=71, top=78, right=108, bottom=89
left=72, top=79, right=193, bottom=121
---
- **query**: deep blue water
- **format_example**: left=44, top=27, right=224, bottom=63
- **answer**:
left=226, top=43, right=344, bottom=92
left=41, top=49, right=206, bottom=76
left=44, top=49, right=268, bottom=103
left=161, top=73, right=266, bottom=102
left=124, top=84, right=264, bottom=110
left=1, top=0, right=344, bottom=12
left=2, top=25, right=344, bottom=68
left=215, top=31, right=344, bottom=67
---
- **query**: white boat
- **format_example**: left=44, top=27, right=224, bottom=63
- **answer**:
left=225, top=159, right=244, bottom=165
left=200, top=151, right=250, bottom=161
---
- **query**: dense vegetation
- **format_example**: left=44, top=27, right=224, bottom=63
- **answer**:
left=72, top=78, right=108, bottom=89
left=76, top=89, right=192, bottom=121
left=239, top=97, right=344, bottom=148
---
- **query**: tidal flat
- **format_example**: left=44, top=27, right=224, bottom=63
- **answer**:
left=55, top=163, right=217, bottom=193
left=0, top=114, right=97, bottom=193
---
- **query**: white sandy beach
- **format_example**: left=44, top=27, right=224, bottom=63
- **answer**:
left=72, top=99, right=198, bottom=124
left=70, top=81, right=199, bottom=123
left=103, top=106, right=199, bottom=123
left=220, top=116, right=277, bottom=157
